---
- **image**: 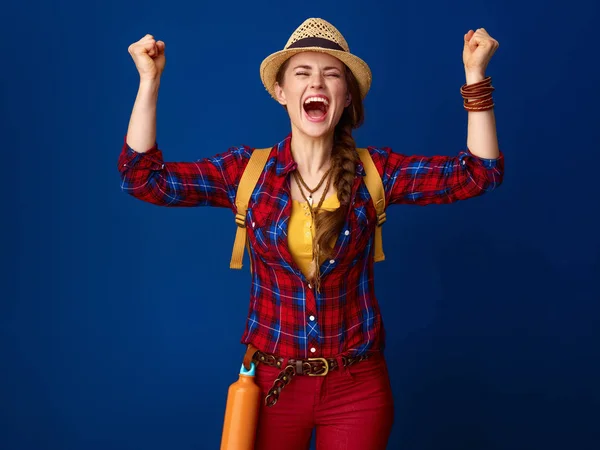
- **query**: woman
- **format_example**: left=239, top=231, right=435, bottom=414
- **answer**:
left=119, top=18, right=503, bottom=450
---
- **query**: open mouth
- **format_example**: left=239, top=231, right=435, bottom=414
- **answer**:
left=303, top=96, right=329, bottom=122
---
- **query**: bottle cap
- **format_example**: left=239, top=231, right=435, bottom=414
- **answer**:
left=240, top=362, right=256, bottom=376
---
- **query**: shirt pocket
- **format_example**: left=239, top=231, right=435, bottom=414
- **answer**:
left=246, top=207, right=276, bottom=255
left=347, top=198, right=376, bottom=252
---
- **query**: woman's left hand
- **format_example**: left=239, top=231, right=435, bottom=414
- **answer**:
left=463, top=28, right=499, bottom=76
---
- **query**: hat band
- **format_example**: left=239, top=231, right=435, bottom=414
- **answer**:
left=287, top=37, right=345, bottom=52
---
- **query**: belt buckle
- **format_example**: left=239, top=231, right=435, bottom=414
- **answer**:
left=307, top=357, right=329, bottom=376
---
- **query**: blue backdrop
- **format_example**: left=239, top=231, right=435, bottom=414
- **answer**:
left=3, top=0, right=599, bottom=449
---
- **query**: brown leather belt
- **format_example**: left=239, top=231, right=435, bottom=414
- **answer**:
left=243, top=344, right=371, bottom=407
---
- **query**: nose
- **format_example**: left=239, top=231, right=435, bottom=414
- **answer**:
left=309, top=72, right=324, bottom=89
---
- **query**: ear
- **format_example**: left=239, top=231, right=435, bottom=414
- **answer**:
left=345, top=91, right=352, bottom=107
left=274, top=82, right=287, bottom=106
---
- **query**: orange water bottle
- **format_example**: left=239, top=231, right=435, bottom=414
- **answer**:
left=220, top=362, right=261, bottom=450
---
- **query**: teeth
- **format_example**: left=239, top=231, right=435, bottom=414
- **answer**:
left=304, top=96, right=329, bottom=106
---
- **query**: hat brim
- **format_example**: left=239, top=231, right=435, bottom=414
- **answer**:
left=260, top=47, right=372, bottom=101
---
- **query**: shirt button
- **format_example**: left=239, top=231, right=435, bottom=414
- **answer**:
left=344, top=230, right=350, bottom=236
left=329, top=259, right=335, bottom=264
left=310, top=347, right=316, bottom=353
left=252, top=222, right=256, bottom=228
left=309, top=315, right=315, bottom=321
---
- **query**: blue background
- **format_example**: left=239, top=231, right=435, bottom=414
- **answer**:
left=3, top=0, right=599, bottom=449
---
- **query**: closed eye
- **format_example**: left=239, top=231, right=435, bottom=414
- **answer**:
left=295, top=72, right=340, bottom=77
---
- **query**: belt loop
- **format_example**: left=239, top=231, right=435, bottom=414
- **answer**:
left=336, top=355, right=354, bottom=381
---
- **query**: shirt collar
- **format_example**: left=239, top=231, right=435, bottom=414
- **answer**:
left=274, top=133, right=366, bottom=177
left=274, top=134, right=297, bottom=176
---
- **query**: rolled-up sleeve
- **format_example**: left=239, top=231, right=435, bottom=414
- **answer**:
left=371, top=146, right=504, bottom=206
left=117, top=135, right=252, bottom=209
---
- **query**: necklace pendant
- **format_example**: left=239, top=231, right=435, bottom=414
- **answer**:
left=307, top=195, right=313, bottom=206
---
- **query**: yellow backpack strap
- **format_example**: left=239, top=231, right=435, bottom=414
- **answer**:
left=357, top=148, right=386, bottom=262
left=230, top=148, right=272, bottom=270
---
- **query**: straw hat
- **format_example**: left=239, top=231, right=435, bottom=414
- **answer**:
left=259, top=18, right=372, bottom=100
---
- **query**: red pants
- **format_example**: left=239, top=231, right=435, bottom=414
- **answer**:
left=253, top=352, right=394, bottom=450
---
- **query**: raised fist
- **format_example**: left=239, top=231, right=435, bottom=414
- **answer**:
left=128, top=34, right=166, bottom=81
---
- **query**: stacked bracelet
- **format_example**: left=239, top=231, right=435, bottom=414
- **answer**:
left=460, top=76, right=495, bottom=111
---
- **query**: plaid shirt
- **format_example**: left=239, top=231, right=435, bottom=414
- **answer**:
left=118, top=133, right=504, bottom=359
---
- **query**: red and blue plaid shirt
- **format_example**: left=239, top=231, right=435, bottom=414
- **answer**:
left=117, top=133, right=504, bottom=359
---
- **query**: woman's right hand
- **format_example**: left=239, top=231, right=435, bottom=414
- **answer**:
left=128, top=34, right=166, bottom=82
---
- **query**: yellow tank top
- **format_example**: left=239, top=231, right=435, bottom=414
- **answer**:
left=288, top=194, right=340, bottom=278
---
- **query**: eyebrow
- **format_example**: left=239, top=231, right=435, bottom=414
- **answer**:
left=293, top=65, right=342, bottom=71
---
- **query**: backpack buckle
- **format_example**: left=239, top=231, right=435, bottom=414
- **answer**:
left=235, top=213, right=246, bottom=227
